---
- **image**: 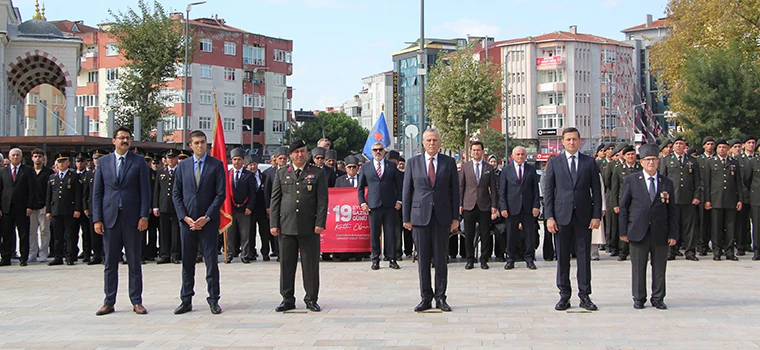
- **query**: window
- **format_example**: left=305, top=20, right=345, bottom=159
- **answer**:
left=273, top=120, right=285, bottom=133
left=184, top=90, right=191, bottom=103
left=273, top=49, right=292, bottom=63
left=53, top=94, right=65, bottom=105
left=223, top=117, right=235, bottom=131
left=105, top=43, right=118, bottom=56
left=537, top=114, right=565, bottom=129
left=175, top=63, right=191, bottom=77
left=106, top=68, right=119, bottom=81
left=254, top=94, right=265, bottom=108
left=273, top=73, right=286, bottom=86
left=174, top=116, right=185, bottom=130
left=200, top=65, right=212, bottom=79
left=224, top=42, right=236, bottom=56
left=106, top=93, right=118, bottom=107
left=224, top=67, right=235, bottom=81
left=26, top=93, right=39, bottom=105
left=223, top=92, right=236, bottom=106
left=88, top=71, right=98, bottom=83
left=199, top=90, right=213, bottom=105
left=200, top=39, right=212, bottom=52
left=89, top=118, right=100, bottom=132
left=273, top=96, right=284, bottom=109
left=243, top=94, right=253, bottom=107
left=243, top=45, right=265, bottom=65
left=198, top=116, right=212, bottom=130
left=77, top=95, right=98, bottom=108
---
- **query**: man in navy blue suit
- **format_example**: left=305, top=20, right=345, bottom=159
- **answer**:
left=543, top=127, right=603, bottom=311
left=402, top=128, right=460, bottom=312
left=619, top=143, right=678, bottom=310
left=225, top=148, right=257, bottom=263
left=172, top=130, right=227, bottom=315
left=92, top=126, right=151, bottom=316
left=499, top=146, right=541, bottom=270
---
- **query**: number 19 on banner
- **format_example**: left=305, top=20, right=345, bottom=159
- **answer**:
left=333, top=205, right=352, bottom=222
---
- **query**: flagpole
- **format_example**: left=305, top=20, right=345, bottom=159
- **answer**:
left=212, top=87, right=229, bottom=264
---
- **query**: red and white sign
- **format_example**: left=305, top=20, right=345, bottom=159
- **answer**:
left=536, top=153, right=556, bottom=162
left=320, top=188, right=371, bottom=253
left=536, top=56, right=562, bottom=66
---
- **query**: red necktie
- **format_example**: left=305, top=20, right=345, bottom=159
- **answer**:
left=518, top=164, right=523, bottom=184
left=428, top=157, right=435, bottom=186
left=376, top=161, right=382, bottom=178
left=12, top=166, right=16, bottom=181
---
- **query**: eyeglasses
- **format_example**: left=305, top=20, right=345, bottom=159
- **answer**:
left=346, top=165, right=357, bottom=168
left=372, top=148, right=384, bottom=152
left=641, top=158, right=659, bottom=163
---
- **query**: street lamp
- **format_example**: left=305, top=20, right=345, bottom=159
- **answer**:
left=281, top=87, right=293, bottom=146
left=182, top=1, right=206, bottom=149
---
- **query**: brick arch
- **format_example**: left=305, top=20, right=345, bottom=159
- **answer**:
left=6, top=50, right=73, bottom=98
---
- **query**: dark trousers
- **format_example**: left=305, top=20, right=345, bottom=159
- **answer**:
left=52, top=216, right=77, bottom=261
left=158, top=213, right=180, bottom=260
left=507, top=211, right=537, bottom=263
left=605, top=200, right=617, bottom=249
left=556, top=215, right=592, bottom=299
left=279, top=234, right=320, bottom=304
left=180, top=223, right=220, bottom=304
left=736, top=204, right=751, bottom=251
left=630, top=231, right=669, bottom=303
left=448, top=233, right=466, bottom=258
left=492, top=220, right=507, bottom=261
left=413, top=211, right=449, bottom=302
left=671, top=204, right=698, bottom=256
left=462, top=207, right=491, bottom=263
left=395, top=210, right=413, bottom=258
left=369, top=207, right=397, bottom=263
left=77, top=215, right=92, bottom=258
left=102, top=214, right=143, bottom=306
left=711, top=208, right=737, bottom=257
left=750, top=207, right=760, bottom=252
left=543, top=218, right=555, bottom=260
left=1, top=212, right=30, bottom=261
left=227, top=212, right=252, bottom=260
left=698, top=203, right=712, bottom=250
left=142, top=216, right=159, bottom=260
left=252, top=213, right=276, bottom=257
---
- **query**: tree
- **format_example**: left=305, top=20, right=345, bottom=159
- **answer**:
left=426, top=43, right=502, bottom=152
left=475, top=127, right=533, bottom=160
left=107, top=0, right=186, bottom=140
left=291, top=111, right=369, bottom=160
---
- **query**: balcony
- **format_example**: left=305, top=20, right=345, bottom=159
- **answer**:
left=537, top=105, right=566, bottom=115
left=537, top=82, right=566, bottom=92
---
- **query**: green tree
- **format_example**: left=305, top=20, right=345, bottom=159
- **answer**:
left=475, top=127, right=532, bottom=160
left=291, top=111, right=369, bottom=160
left=107, top=0, right=186, bottom=140
left=426, top=43, right=502, bottom=152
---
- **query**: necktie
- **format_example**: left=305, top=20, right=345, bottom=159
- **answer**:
left=295, top=168, right=302, bottom=179
left=59, top=172, right=64, bottom=180
left=235, top=170, right=240, bottom=186
left=678, top=155, right=683, bottom=165
left=518, top=164, right=523, bottom=184
left=12, top=166, right=16, bottom=181
left=195, top=160, right=202, bottom=186
left=722, top=158, right=726, bottom=166
left=570, top=155, right=577, bottom=182
left=475, top=162, right=481, bottom=184
left=117, top=156, right=124, bottom=179
left=649, top=177, right=656, bottom=203
left=169, top=169, right=174, bottom=177
left=376, top=161, right=382, bottom=178
left=428, top=156, right=435, bottom=186
left=350, top=177, right=355, bottom=187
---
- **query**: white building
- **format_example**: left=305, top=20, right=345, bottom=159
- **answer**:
left=360, top=71, right=395, bottom=148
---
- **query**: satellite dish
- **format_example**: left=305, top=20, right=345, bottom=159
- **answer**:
left=405, top=124, right=419, bottom=138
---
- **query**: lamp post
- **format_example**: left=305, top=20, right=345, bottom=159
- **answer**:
left=418, top=0, right=426, bottom=136
left=182, top=1, right=206, bottom=149
left=281, top=87, right=293, bottom=146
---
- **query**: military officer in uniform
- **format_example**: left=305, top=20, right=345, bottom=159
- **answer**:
left=742, top=142, right=760, bottom=260
left=73, top=152, right=93, bottom=263
left=736, top=136, right=755, bottom=255
left=153, top=149, right=181, bottom=264
left=46, top=152, right=82, bottom=266
left=609, top=145, right=642, bottom=261
left=604, top=142, right=628, bottom=256
left=83, top=149, right=107, bottom=265
left=705, top=139, right=743, bottom=261
left=659, top=136, right=702, bottom=261
left=270, top=139, right=328, bottom=313
left=697, top=136, right=717, bottom=256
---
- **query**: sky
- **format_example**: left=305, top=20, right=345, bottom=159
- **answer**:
left=19, top=0, right=669, bottom=110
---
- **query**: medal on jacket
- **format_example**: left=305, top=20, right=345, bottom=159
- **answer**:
left=307, top=183, right=313, bottom=191
left=660, top=191, right=669, bottom=204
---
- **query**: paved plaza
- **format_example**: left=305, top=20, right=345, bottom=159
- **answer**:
left=1, top=250, right=759, bottom=349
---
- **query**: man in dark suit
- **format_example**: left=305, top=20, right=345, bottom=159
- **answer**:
left=499, top=146, right=540, bottom=270
left=705, top=139, right=744, bottom=261
left=459, top=141, right=498, bottom=270
left=83, top=149, right=107, bottom=265
left=46, top=152, right=83, bottom=267
left=543, top=127, right=602, bottom=311
left=609, top=145, right=642, bottom=261
left=226, top=148, right=257, bottom=263
left=263, top=147, right=289, bottom=260
left=92, top=127, right=151, bottom=316
left=73, top=152, right=93, bottom=263
left=336, top=156, right=360, bottom=188
left=172, top=130, right=227, bottom=315
left=743, top=144, right=760, bottom=260
left=1, top=148, right=35, bottom=266
left=270, top=139, right=329, bottom=312
left=153, top=149, right=180, bottom=264
left=326, top=149, right=346, bottom=178
left=736, top=135, right=755, bottom=255
left=619, top=143, right=678, bottom=310
left=359, top=142, right=403, bottom=270
left=403, top=128, right=460, bottom=312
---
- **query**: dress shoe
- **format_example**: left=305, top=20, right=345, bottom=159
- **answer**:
left=736, top=250, right=745, bottom=256
left=685, top=254, right=699, bottom=261
left=174, top=302, right=193, bottom=315
left=579, top=297, right=598, bottom=311
left=371, top=262, right=380, bottom=270
left=464, top=261, right=474, bottom=270
left=225, top=258, right=232, bottom=264
left=633, top=300, right=645, bottom=309
left=389, top=260, right=400, bottom=269
left=480, top=262, right=489, bottom=270
left=133, top=304, right=148, bottom=314
left=82, top=255, right=91, bottom=263
left=617, top=255, right=628, bottom=261
left=726, top=255, right=739, bottom=261
left=526, top=261, right=537, bottom=270
left=275, top=302, right=296, bottom=312
left=414, top=300, right=432, bottom=312
left=667, top=255, right=676, bottom=261
left=698, top=249, right=707, bottom=256
left=77, top=252, right=85, bottom=259
left=156, top=258, right=171, bottom=264
left=713, top=256, right=721, bottom=261
left=171, top=258, right=181, bottom=264
left=195, top=256, right=203, bottom=263
left=66, top=260, right=76, bottom=266
left=241, top=257, right=250, bottom=263
left=676, top=250, right=684, bottom=256
left=555, top=299, right=570, bottom=311
left=96, top=304, right=115, bottom=316
left=209, top=302, right=222, bottom=314
left=47, top=258, right=63, bottom=266
left=753, top=253, right=760, bottom=261
left=651, top=300, right=668, bottom=310
left=504, top=261, right=515, bottom=270
left=305, top=301, right=321, bottom=312
left=19, top=260, right=27, bottom=266
left=544, top=258, right=554, bottom=262
left=262, top=256, right=271, bottom=261
left=435, top=299, right=452, bottom=312
left=610, top=251, right=619, bottom=257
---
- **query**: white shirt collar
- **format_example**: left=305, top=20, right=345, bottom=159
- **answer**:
left=565, top=151, right=578, bottom=160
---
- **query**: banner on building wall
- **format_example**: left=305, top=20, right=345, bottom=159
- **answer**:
left=536, top=56, right=562, bottom=66
left=320, top=188, right=371, bottom=253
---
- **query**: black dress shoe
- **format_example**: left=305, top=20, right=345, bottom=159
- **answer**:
left=156, top=258, right=171, bottom=264
left=77, top=253, right=85, bottom=259
left=275, top=302, right=296, bottom=312
left=0, top=259, right=10, bottom=266
left=736, top=250, right=745, bottom=256
left=713, top=256, right=722, bottom=261
left=389, top=260, right=400, bottom=269
left=371, top=262, right=380, bottom=270
left=435, top=299, right=452, bottom=312
left=464, top=261, right=474, bottom=270
left=753, top=253, right=760, bottom=261
left=579, top=297, right=598, bottom=311
left=685, top=255, right=699, bottom=261
left=633, top=301, right=645, bottom=309
left=172, top=258, right=181, bottom=264
left=698, top=249, right=707, bottom=256
left=480, top=262, right=489, bottom=270
left=48, top=258, right=63, bottom=266
left=726, top=255, right=739, bottom=261
left=651, top=300, right=668, bottom=310
left=414, top=300, right=432, bottom=312
left=20, top=260, right=27, bottom=266
left=209, top=302, right=222, bottom=314
left=262, top=256, right=271, bottom=261
left=617, top=255, right=628, bottom=261
left=526, top=261, right=537, bottom=270
left=82, top=255, right=91, bottom=263
left=305, top=301, right=321, bottom=312
left=504, top=261, right=514, bottom=270
left=555, top=299, right=570, bottom=311
left=174, top=302, right=193, bottom=315
left=610, top=251, right=619, bottom=257
left=66, top=260, right=76, bottom=266
left=667, top=255, right=676, bottom=261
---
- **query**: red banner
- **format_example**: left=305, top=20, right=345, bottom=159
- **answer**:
left=320, top=188, right=371, bottom=253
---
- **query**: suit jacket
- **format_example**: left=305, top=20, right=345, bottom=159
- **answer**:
left=172, top=154, right=226, bottom=223
left=251, top=169, right=267, bottom=216
left=0, top=167, right=13, bottom=214
left=46, top=170, right=83, bottom=217
left=498, top=161, right=540, bottom=215
left=32, top=166, right=55, bottom=210
left=335, top=174, right=359, bottom=188
left=619, top=172, right=678, bottom=244
left=402, top=153, right=460, bottom=227
left=7, top=163, right=35, bottom=212
left=609, top=161, right=642, bottom=208
left=743, top=156, right=760, bottom=206
left=229, top=167, right=257, bottom=213
left=153, top=166, right=177, bottom=213
left=704, top=156, right=743, bottom=208
left=659, top=153, right=702, bottom=204
left=543, top=151, right=602, bottom=226
left=269, top=164, right=328, bottom=235
left=358, top=159, right=402, bottom=209
left=92, top=152, right=151, bottom=229
left=263, top=165, right=279, bottom=209
left=459, top=160, right=498, bottom=212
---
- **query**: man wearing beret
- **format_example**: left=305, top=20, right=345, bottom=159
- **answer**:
left=610, top=145, right=642, bottom=261
left=153, top=149, right=181, bottom=264
left=262, top=147, right=289, bottom=261
left=704, top=140, right=743, bottom=261
left=659, top=137, right=702, bottom=261
left=83, top=149, right=107, bottom=265
left=311, top=146, right=336, bottom=188
left=603, top=142, right=628, bottom=256
left=742, top=141, right=760, bottom=260
left=697, top=136, right=717, bottom=256
left=46, top=152, right=83, bottom=267
left=659, top=140, right=673, bottom=158
left=619, top=143, right=678, bottom=310
left=225, top=148, right=257, bottom=264
left=736, top=136, right=756, bottom=255
left=73, top=152, right=93, bottom=263
left=270, top=139, right=328, bottom=312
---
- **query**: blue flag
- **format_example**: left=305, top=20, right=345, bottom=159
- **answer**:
left=363, top=112, right=391, bottom=161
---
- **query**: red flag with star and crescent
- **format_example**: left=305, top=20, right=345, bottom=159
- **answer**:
left=210, top=92, right=233, bottom=235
